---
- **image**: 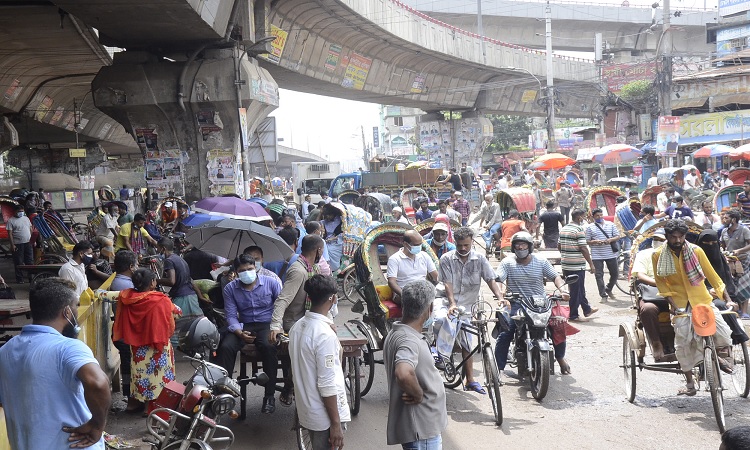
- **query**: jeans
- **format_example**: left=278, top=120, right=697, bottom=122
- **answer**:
left=563, top=269, right=592, bottom=320
left=495, top=302, right=565, bottom=371
left=620, top=237, right=632, bottom=274
left=309, top=423, right=347, bottom=450
left=214, top=322, right=277, bottom=397
left=559, top=206, right=571, bottom=224
left=12, top=241, right=33, bottom=282
left=402, top=435, right=442, bottom=450
left=592, top=258, right=618, bottom=297
left=482, top=223, right=502, bottom=247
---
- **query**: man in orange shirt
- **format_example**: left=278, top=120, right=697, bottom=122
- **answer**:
left=160, top=201, right=179, bottom=227
left=499, top=210, right=527, bottom=259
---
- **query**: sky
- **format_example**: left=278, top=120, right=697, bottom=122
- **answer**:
left=269, top=89, right=381, bottom=168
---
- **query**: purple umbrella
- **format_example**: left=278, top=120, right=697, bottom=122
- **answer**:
left=194, top=197, right=272, bottom=222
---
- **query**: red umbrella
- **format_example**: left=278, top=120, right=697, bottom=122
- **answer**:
left=730, top=143, right=750, bottom=161
left=527, top=153, right=576, bottom=170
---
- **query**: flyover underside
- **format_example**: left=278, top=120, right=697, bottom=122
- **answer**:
left=263, top=0, right=600, bottom=117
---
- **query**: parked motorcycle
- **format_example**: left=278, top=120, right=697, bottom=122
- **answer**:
left=503, top=275, right=577, bottom=401
left=144, top=317, right=268, bottom=450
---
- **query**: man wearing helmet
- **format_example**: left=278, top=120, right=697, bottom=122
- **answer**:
left=494, top=231, right=572, bottom=375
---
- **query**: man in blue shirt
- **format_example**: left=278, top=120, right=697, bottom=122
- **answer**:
left=663, top=196, right=694, bottom=220
left=415, top=198, right=432, bottom=224
left=0, top=277, right=110, bottom=449
left=427, top=222, right=455, bottom=258
left=214, top=254, right=282, bottom=414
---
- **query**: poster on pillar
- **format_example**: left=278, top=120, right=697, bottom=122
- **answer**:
left=341, top=53, right=371, bottom=90
left=656, top=116, right=680, bottom=157
left=207, top=149, right=237, bottom=196
left=259, top=25, right=288, bottom=65
left=418, top=118, right=493, bottom=169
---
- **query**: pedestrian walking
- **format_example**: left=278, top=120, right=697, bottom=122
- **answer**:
left=585, top=208, right=621, bottom=302
left=555, top=181, right=573, bottom=224
left=559, top=209, right=598, bottom=321
left=7, top=204, right=33, bottom=283
left=383, top=280, right=447, bottom=449
left=537, top=200, right=564, bottom=249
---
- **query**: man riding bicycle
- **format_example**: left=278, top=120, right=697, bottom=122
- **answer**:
left=435, top=227, right=505, bottom=394
left=494, top=232, right=571, bottom=375
left=653, top=219, right=735, bottom=396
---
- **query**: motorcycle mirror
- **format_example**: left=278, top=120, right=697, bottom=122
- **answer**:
left=564, top=274, right=579, bottom=285
left=254, top=371, right=270, bottom=386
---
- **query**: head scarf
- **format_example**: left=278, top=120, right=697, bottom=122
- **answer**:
left=697, top=229, right=736, bottom=298
left=433, top=213, right=455, bottom=243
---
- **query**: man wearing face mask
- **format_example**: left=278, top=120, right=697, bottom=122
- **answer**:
left=427, top=222, right=455, bottom=258
left=387, top=230, right=439, bottom=305
left=415, top=199, right=432, bottom=224
left=585, top=208, right=621, bottom=302
left=495, top=232, right=572, bottom=375
left=157, top=238, right=203, bottom=345
left=7, top=204, right=33, bottom=284
left=437, top=227, right=505, bottom=393
left=215, top=254, right=282, bottom=413
left=0, top=277, right=111, bottom=449
left=58, top=240, right=94, bottom=299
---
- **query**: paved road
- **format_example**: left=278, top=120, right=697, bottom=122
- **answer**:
left=106, top=256, right=750, bottom=449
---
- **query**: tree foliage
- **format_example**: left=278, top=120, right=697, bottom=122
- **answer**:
left=619, top=80, right=653, bottom=102
left=485, top=115, right=532, bottom=153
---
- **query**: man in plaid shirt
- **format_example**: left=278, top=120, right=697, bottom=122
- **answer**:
left=452, top=191, right=471, bottom=226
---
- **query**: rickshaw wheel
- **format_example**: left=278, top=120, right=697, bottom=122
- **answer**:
left=294, top=409, right=313, bottom=450
left=31, top=271, right=56, bottom=286
left=623, top=335, right=637, bottom=403
left=731, top=340, right=750, bottom=398
left=40, top=254, right=68, bottom=264
left=341, top=267, right=358, bottom=304
left=704, top=342, right=726, bottom=433
left=360, top=343, right=375, bottom=397
left=342, top=355, right=361, bottom=415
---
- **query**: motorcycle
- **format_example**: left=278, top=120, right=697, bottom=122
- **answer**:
left=503, top=275, right=577, bottom=401
left=144, top=317, right=268, bottom=450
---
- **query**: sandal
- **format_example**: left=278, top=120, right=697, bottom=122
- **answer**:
left=279, top=389, right=294, bottom=407
left=464, top=381, right=486, bottom=395
left=677, top=385, right=697, bottom=396
left=557, top=358, right=571, bottom=375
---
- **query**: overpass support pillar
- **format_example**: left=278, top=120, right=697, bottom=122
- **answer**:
left=92, top=49, right=278, bottom=201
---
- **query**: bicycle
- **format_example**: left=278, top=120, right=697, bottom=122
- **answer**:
left=431, top=300, right=504, bottom=426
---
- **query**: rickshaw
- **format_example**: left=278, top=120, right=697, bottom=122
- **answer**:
left=640, top=185, right=663, bottom=211
left=337, top=190, right=360, bottom=205
left=348, top=222, right=439, bottom=397
left=657, top=167, right=686, bottom=193
left=400, top=187, right=428, bottom=225
left=354, top=192, right=393, bottom=223
left=619, top=221, right=750, bottom=433
left=729, top=167, right=750, bottom=186
left=495, top=187, right=536, bottom=223
left=321, top=202, right=371, bottom=303
left=586, top=186, right=624, bottom=222
left=714, top=185, right=744, bottom=214
left=0, top=196, right=20, bottom=254
left=414, top=217, right=462, bottom=238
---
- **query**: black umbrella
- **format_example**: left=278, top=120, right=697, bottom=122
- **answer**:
left=185, top=219, right=292, bottom=262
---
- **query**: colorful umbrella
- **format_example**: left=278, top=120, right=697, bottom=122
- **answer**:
left=730, top=143, right=750, bottom=161
left=247, top=197, right=269, bottom=208
left=194, top=196, right=272, bottom=221
left=527, top=153, right=576, bottom=170
left=592, top=144, right=642, bottom=165
left=181, top=213, right=223, bottom=228
left=692, top=144, right=734, bottom=159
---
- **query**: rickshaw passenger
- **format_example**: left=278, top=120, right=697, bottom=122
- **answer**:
left=471, top=194, right=502, bottom=254
left=630, top=229, right=673, bottom=362
left=499, top=210, right=527, bottom=257
left=426, top=223, right=455, bottom=258
left=320, top=204, right=344, bottom=273
left=653, top=219, right=734, bottom=396
left=386, top=230, right=438, bottom=305
left=160, top=201, right=179, bottom=227
left=415, top=199, right=432, bottom=224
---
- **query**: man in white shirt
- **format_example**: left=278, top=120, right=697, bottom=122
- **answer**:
left=96, top=204, right=119, bottom=262
left=289, top=275, right=349, bottom=450
left=301, top=195, right=312, bottom=220
left=386, top=230, right=438, bottom=304
left=684, top=168, right=698, bottom=190
left=392, top=207, right=410, bottom=224
left=694, top=201, right=722, bottom=230
left=58, top=241, right=93, bottom=299
left=497, top=175, right=509, bottom=190
left=647, top=172, right=658, bottom=188
left=431, top=199, right=461, bottom=222
left=721, top=171, right=733, bottom=188
left=656, top=186, right=674, bottom=213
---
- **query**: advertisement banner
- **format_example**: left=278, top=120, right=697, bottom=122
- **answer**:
left=410, top=74, right=426, bottom=94
left=324, top=44, right=342, bottom=71
left=341, top=53, right=372, bottom=90
left=260, top=25, right=288, bottom=65
left=656, top=116, right=680, bottom=156
left=602, top=62, right=657, bottom=94
left=638, top=114, right=653, bottom=141
left=372, top=126, right=379, bottom=148
left=719, top=0, right=750, bottom=16
left=521, top=90, right=537, bottom=103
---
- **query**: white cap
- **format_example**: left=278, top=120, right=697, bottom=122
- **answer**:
left=454, top=191, right=462, bottom=196
left=164, top=201, right=174, bottom=207
left=393, top=206, right=402, bottom=213
left=433, top=222, right=449, bottom=232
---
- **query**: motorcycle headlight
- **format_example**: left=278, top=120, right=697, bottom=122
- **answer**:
left=211, top=393, right=236, bottom=417
left=531, top=311, right=552, bottom=327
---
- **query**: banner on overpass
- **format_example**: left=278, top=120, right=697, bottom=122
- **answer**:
left=719, top=0, right=750, bottom=16
left=260, top=25, right=288, bottom=65
left=341, top=53, right=372, bottom=90
left=602, top=62, right=657, bottom=94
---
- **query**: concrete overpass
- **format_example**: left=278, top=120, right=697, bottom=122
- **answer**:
left=403, top=0, right=716, bottom=58
left=0, top=0, right=603, bottom=198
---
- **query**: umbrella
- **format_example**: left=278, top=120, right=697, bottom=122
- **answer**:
left=730, top=143, right=750, bottom=161
left=692, top=144, right=734, bottom=159
left=181, top=213, right=223, bottom=228
left=194, top=196, right=272, bottom=222
left=247, top=197, right=269, bottom=208
left=592, top=144, right=642, bottom=165
left=607, top=177, right=638, bottom=185
left=527, top=153, right=576, bottom=170
left=185, top=219, right=292, bottom=262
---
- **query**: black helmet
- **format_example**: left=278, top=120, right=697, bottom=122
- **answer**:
left=178, top=317, right=220, bottom=355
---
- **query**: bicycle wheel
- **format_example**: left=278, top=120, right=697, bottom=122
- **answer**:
left=342, top=355, right=361, bottom=415
left=482, top=345, right=503, bottom=426
left=731, top=340, right=750, bottom=398
left=529, top=347, right=550, bottom=401
left=294, top=409, right=313, bottom=450
left=705, top=343, right=727, bottom=433
left=614, top=254, right=630, bottom=295
left=622, top=335, right=637, bottom=403
left=438, top=350, right=464, bottom=389
left=341, top=267, right=358, bottom=304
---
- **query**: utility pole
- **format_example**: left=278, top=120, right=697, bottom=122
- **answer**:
left=361, top=125, right=369, bottom=165
left=477, top=0, right=486, bottom=64
left=545, top=1, right=556, bottom=153
left=660, top=0, right=672, bottom=116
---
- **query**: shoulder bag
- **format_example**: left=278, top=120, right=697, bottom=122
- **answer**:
left=594, top=222, right=620, bottom=253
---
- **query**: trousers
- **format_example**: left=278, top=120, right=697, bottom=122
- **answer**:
left=214, top=322, right=277, bottom=397
left=592, top=258, right=618, bottom=297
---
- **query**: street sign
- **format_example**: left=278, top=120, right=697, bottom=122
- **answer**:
left=69, top=148, right=86, bottom=158
left=373, top=126, right=379, bottom=148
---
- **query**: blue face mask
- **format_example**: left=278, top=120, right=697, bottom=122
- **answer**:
left=409, top=245, right=422, bottom=255
left=595, top=218, right=604, bottom=224
left=238, top=269, right=257, bottom=285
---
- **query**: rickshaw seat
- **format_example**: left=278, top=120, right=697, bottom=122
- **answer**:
left=375, top=285, right=402, bottom=319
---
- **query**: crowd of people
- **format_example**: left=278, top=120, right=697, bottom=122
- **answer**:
left=4, top=162, right=750, bottom=450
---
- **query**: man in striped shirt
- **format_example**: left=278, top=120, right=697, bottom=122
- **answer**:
left=452, top=191, right=471, bottom=226
left=559, top=209, right=597, bottom=320
left=585, top=208, right=621, bottom=302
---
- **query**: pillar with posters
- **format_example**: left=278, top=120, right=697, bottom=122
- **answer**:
left=656, top=116, right=680, bottom=168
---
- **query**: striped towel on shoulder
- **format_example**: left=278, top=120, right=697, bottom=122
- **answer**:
left=656, top=242, right=706, bottom=286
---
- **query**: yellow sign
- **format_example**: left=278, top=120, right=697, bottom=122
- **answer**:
left=341, top=53, right=372, bottom=91
left=65, top=192, right=76, bottom=202
left=521, top=90, right=537, bottom=103
left=69, top=148, right=86, bottom=158
left=260, top=25, right=288, bottom=65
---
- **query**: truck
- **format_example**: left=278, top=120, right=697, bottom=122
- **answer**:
left=328, top=168, right=451, bottom=199
left=290, top=161, right=341, bottom=205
